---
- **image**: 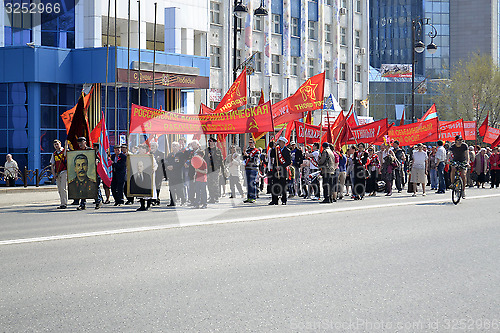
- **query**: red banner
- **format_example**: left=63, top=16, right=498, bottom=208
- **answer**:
left=287, top=72, right=325, bottom=114
left=387, top=117, right=439, bottom=146
left=438, top=119, right=465, bottom=142
left=295, top=121, right=328, bottom=144
left=130, top=102, right=273, bottom=135
left=347, top=119, right=390, bottom=144
left=214, top=68, right=247, bottom=113
left=484, top=126, right=500, bottom=144
left=272, top=98, right=303, bottom=125
left=61, top=87, right=93, bottom=134
left=464, top=121, right=477, bottom=141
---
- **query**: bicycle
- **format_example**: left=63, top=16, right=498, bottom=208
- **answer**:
left=451, top=169, right=464, bottom=205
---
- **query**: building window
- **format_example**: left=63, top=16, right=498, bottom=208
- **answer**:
left=340, top=27, right=347, bottom=46
left=308, top=59, right=316, bottom=77
left=355, top=65, right=361, bottom=82
left=272, top=93, right=282, bottom=105
left=210, top=2, right=221, bottom=25
left=291, top=57, right=299, bottom=76
left=254, top=16, right=263, bottom=31
left=341, top=0, right=347, bottom=8
left=340, top=63, right=346, bottom=81
left=272, top=14, right=281, bottom=34
left=355, top=0, right=361, bottom=13
left=237, top=17, right=243, bottom=30
left=355, top=99, right=362, bottom=113
left=355, top=30, right=361, bottom=48
left=236, top=49, right=242, bottom=69
left=339, top=98, right=347, bottom=111
left=325, top=24, right=332, bottom=43
left=325, top=61, right=331, bottom=80
left=308, top=21, right=317, bottom=40
left=272, top=54, right=281, bottom=74
left=255, top=52, right=262, bottom=72
left=210, top=46, right=221, bottom=68
left=326, top=0, right=333, bottom=5
left=291, top=17, right=300, bottom=37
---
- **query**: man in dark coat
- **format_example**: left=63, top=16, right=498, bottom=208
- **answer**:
left=150, top=142, right=166, bottom=205
left=269, top=137, right=292, bottom=205
left=165, top=141, right=186, bottom=206
left=204, top=137, right=224, bottom=203
left=111, top=145, right=127, bottom=206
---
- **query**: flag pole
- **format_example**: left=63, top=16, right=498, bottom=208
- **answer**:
left=152, top=2, right=157, bottom=108
left=114, top=0, right=118, bottom=144
left=126, top=0, right=131, bottom=139
left=104, top=0, right=111, bottom=137
left=137, top=0, right=141, bottom=106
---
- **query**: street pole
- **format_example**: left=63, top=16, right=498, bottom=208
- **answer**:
left=233, top=0, right=238, bottom=82
left=411, top=20, right=416, bottom=124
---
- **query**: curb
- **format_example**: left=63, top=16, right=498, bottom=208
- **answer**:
left=0, top=186, right=58, bottom=194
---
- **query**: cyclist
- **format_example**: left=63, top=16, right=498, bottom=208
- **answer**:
left=449, top=135, right=469, bottom=198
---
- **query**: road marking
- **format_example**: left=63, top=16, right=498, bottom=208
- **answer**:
left=1, top=193, right=499, bottom=246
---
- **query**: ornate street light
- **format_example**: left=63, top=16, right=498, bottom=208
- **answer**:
left=411, top=18, right=438, bottom=123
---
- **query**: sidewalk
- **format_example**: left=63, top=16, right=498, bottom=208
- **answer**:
left=0, top=185, right=59, bottom=207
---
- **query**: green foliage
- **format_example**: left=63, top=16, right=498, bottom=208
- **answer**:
left=434, top=54, right=500, bottom=130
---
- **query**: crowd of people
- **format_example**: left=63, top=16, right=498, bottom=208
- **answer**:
left=4, top=134, right=499, bottom=210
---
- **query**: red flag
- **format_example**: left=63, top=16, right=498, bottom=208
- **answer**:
left=61, top=87, right=93, bottom=134
left=464, top=121, right=477, bottom=141
left=217, top=134, right=228, bottom=159
left=399, top=108, right=405, bottom=126
left=346, top=118, right=390, bottom=144
left=273, top=126, right=286, bottom=141
left=284, top=121, right=295, bottom=143
left=295, top=121, right=327, bottom=144
left=144, top=134, right=158, bottom=148
left=305, top=111, right=313, bottom=124
left=96, top=111, right=112, bottom=187
left=287, top=72, right=325, bottom=114
left=90, top=118, right=103, bottom=145
left=214, top=68, right=247, bottom=113
left=271, top=98, right=303, bottom=125
left=67, top=92, right=91, bottom=150
left=438, top=119, right=466, bottom=142
left=193, top=104, right=215, bottom=140
left=252, top=90, right=267, bottom=141
left=418, top=103, right=438, bottom=122
left=479, top=112, right=489, bottom=137
left=483, top=126, right=500, bottom=144
left=491, top=133, right=500, bottom=148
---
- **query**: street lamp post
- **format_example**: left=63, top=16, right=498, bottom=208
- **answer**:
left=411, top=18, right=437, bottom=123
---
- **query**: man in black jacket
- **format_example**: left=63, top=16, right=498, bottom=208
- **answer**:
left=150, top=142, right=166, bottom=205
left=204, top=137, right=224, bottom=203
left=111, top=145, right=127, bottom=206
left=269, top=137, right=292, bottom=205
left=290, top=141, right=304, bottom=197
left=165, top=141, right=186, bottom=206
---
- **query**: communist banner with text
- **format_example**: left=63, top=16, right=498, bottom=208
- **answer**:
left=287, top=72, right=325, bottom=114
left=294, top=121, right=328, bottom=144
left=387, top=117, right=439, bottom=146
left=346, top=118, right=390, bottom=144
left=438, top=119, right=465, bottom=141
left=130, top=102, right=273, bottom=135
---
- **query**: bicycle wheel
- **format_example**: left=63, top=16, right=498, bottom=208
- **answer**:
left=451, top=178, right=463, bottom=205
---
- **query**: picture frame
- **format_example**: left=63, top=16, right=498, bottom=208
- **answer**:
left=127, top=154, right=154, bottom=197
left=67, top=150, right=98, bottom=199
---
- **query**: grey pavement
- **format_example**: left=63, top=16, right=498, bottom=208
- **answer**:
left=1, top=186, right=499, bottom=332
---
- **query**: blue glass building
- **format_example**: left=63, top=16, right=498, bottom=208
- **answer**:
left=0, top=0, right=210, bottom=184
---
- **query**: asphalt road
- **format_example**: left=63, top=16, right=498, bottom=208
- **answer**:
left=1, top=188, right=499, bottom=332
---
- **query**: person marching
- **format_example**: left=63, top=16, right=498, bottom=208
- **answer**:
left=269, top=137, right=292, bottom=205
left=150, top=142, right=167, bottom=205
left=50, top=139, right=68, bottom=209
left=318, top=142, right=338, bottom=203
left=111, top=145, right=127, bottom=206
left=165, top=141, right=186, bottom=206
left=243, top=138, right=260, bottom=203
left=353, top=142, right=369, bottom=200
left=204, top=137, right=224, bottom=203
left=305, top=142, right=321, bottom=200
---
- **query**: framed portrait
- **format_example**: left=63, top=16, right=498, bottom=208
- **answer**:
left=67, top=150, right=98, bottom=199
left=127, top=154, right=154, bottom=197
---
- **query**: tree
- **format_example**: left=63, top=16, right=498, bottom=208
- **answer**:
left=434, top=54, right=500, bottom=137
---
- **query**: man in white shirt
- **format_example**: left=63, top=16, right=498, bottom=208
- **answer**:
left=435, top=140, right=447, bottom=194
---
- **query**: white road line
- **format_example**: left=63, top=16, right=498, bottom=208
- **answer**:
left=1, top=193, right=499, bottom=246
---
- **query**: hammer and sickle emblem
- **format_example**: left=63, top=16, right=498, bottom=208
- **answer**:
left=144, top=121, right=152, bottom=130
left=228, top=81, right=242, bottom=97
left=248, top=118, right=259, bottom=131
left=299, top=79, right=318, bottom=101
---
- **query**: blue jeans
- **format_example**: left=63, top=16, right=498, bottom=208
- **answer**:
left=430, top=168, right=438, bottom=189
left=437, top=162, right=445, bottom=192
left=245, top=168, right=258, bottom=199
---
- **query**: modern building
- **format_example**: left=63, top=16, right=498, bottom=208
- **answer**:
left=369, top=0, right=450, bottom=123
left=208, top=0, right=370, bottom=125
left=0, top=0, right=210, bottom=182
